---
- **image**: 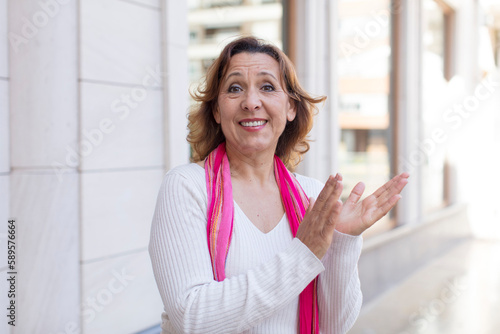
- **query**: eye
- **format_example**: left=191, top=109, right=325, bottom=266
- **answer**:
left=262, top=84, right=275, bottom=92
left=228, top=85, right=242, bottom=93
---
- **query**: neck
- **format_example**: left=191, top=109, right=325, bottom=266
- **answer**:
left=224, top=142, right=276, bottom=186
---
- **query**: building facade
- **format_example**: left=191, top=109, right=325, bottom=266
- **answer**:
left=0, top=0, right=499, bottom=333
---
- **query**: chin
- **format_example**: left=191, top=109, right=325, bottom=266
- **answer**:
left=238, top=143, right=277, bottom=155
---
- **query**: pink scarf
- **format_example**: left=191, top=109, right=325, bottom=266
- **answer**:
left=205, top=142, right=319, bottom=334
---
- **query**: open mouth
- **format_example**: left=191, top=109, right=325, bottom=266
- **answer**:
left=239, top=120, right=268, bottom=127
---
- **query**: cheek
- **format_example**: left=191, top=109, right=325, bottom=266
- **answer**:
left=273, top=113, right=288, bottom=134
left=216, top=98, right=239, bottom=123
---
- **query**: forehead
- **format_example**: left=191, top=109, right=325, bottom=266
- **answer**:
left=224, top=52, right=280, bottom=78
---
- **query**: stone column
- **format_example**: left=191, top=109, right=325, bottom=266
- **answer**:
left=1, top=0, right=11, bottom=332
left=77, top=0, right=175, bottom=331
left=162, top=0, right=190, bottom=170
left=8, top=0, right=80, bottom=332
left=6, top=0, right=189, bottom=332
left=292, top=0, right=339, bottom=182
left=391, top=0, right=423, bottom=225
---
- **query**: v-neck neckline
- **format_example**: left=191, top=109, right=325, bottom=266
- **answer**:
left=233, top=201, right=287, bottom=235
left=194, top=162, right=288, bottom=235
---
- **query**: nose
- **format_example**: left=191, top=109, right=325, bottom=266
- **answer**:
left=241, top=88, right=262, bottom=112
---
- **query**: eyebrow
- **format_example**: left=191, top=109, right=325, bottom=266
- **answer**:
left=225, top=71, right=278, bottom=81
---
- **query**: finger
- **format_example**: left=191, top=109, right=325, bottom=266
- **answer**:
left=314, top=174, right=339, bottom=211
left=331, top=178, right=343, bottom=203
left=327, top=199, right=343, bottom=228
left=306, top=197, right=316, bottom=213
left=321, top=177, right=343, bottom=220
left=400, top=172, right=410, bottom=179
left=373, top=194, right=402, bottom=222
left=331, top=173, right=343, bottom=203
left=315, top=177, right=343, bottom=225
left=373, top=173, right=408, bottom=200
left=346, top=182, right=365, bottom=206
left=372, top=174, right=399, bottom=198
left=325, top=180, right=343, bottom=226
left=377, top=177, right=408, bottom=204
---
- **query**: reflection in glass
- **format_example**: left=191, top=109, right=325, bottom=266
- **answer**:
left=337, top=0, right=393, bottom=234
left=188, top=0, right=283, bottom=88
left=422, top=0, right=447, bottom=213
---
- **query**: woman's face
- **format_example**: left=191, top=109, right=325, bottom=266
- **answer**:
left=215, top=52, right=296, bottom=158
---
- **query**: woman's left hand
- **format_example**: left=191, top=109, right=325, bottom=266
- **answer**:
left=335, top=172, right=410, bottom=236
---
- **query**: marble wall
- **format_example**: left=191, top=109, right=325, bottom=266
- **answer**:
left=2, top=0, right=486, bottom=333
left=293, top=0, right=340, bottom=182
left=4, top=0, right=189, bottom=333
left=78, top=0, right=188, bottom=332
left=8, top=0, right=80, bottom=332
left=1, top=0, right=9, bottom=332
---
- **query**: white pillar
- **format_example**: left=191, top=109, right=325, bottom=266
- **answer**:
left=391, top=0, right=423, bottom=225
left=455, top=0, right=480, bottom=90
left=293, top=0, right=339, bottom=182
left=162, top=0, right=190, bottom=171
left=78, top=0, right=167, bottom=332
left=8, top=0, right=80, bottom=332
left=6, top=0, right=188, bottom=332
left=1, top=0, right=11, bottom=332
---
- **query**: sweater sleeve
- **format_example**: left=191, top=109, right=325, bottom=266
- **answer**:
left=148, top=170, right=325, bottom=334
left=318, top=231, right=363, bottom=334
left=294, top=174, right=363, bottom=333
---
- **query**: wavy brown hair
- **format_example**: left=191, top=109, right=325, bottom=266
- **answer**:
left=188, top=36, right=326, bottom=168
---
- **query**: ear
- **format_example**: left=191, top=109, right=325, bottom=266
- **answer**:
left=213, top=105, right=221, bottom=124
left=286, top=99, right=297, bottom=122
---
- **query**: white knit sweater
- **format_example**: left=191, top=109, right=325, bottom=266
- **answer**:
left=148, top=163, right=363, bottom=334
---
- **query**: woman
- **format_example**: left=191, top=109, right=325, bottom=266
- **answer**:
left=149, top=36, right=409, bottom=334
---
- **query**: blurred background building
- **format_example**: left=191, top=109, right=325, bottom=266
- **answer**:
left=0, top=0, right=499, bottom=333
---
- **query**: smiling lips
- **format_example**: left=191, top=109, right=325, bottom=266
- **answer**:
left=239, top=119, right=268, bottom=131
left=240, top=120, right=267, bottom=127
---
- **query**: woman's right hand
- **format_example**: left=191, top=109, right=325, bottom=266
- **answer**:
left=296, top=174, right=343, bottom=260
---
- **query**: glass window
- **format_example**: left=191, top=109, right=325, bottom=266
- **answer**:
left=188, top=0, right=283, bottom=89
left=337, top=0, right=393, bottom=235
left=421, top=0, right=449, bottom=213
left=496, top=29, right=500, bottom=67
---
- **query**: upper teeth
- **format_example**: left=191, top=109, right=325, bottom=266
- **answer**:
left=241, top=120, right=266, bottom=127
